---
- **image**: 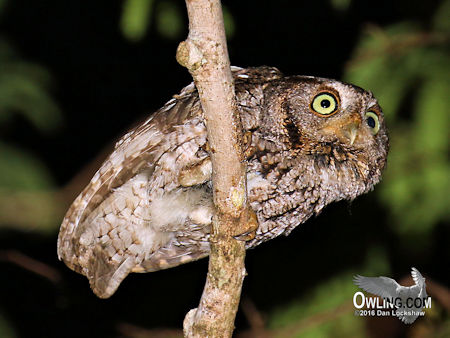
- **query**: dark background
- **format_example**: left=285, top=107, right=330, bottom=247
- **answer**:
left=0, top=1, right=448, bottom=337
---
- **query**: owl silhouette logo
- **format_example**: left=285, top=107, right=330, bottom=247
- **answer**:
left=353, top=268, right=431, bottom=324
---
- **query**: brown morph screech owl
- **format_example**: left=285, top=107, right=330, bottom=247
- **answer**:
left=57, top=66, right=389, bottom=298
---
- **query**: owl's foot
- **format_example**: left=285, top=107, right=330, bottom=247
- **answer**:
left=179, top=157, right=212, bottom=187
left=233, top=208, right=259, bottom=241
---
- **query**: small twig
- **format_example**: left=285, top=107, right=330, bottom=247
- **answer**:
left=238, top=297, right=270, bottom=338
left=0, top=143, right=115, bottom=232
left=0, top=189, right=66, bottom=232
left=241, top=297, right=266, bottom=331
left=0, top=249, right=61, bottom=283
left=346, top=24, right=449, bottom=69
left=117, top=323, right=183, bottom=338
left=426, top=279, right=450, bottom=312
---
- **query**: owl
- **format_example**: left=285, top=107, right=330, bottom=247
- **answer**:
left=57, top=66, right=389, bottom=298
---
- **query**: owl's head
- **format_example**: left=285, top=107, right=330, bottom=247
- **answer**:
left=261, top=76, right=389, bottom=193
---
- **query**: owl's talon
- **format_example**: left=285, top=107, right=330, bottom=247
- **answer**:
left=179, top=158, right=212, bottom=187
left=244, top=145, right=256, bottom=159
left=233, top=208, right=259, bottom=241
left=234, top=230, right=256, bottom=241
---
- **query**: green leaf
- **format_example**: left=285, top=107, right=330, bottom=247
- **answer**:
left=155, top=1, right=183, bottom=40
left=0, top=0, right=7, bottom=16
left=120, top=0, right=154, bottom=42
left=0, top=39, right=62, bottom=132
left=222, top=5, right=235, bottom=39
left=378, top=78, right=450, bottom=236
left=433, top=0, right=450, bottom=32
left=0, top=312, right=16, bottom=338
left=0, top=142, right=53, bottom=190
left=330, top=0, right=352, bottom=12
left=414, top=79, right=449, bottom=154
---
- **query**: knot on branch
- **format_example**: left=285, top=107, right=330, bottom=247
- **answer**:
left=176, top=40, right=205, bottom=72
left=231, top=185, right=245, bottom=210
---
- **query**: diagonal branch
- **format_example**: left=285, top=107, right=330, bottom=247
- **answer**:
left=176, top=0, right=249, bottom=336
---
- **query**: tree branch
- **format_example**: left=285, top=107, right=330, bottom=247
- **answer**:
left=176, top=0, right=249, bottom=336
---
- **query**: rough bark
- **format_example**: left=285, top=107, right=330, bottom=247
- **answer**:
left=176, top=0, right=249, bottom=337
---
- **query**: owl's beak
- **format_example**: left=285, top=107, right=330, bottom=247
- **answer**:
left=343, top=120, right=360, bottom=146
left=345, top=123, right=359, bottom=145
left=321, top=115, right=361, bottom=145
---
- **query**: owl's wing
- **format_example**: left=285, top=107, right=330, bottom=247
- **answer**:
left=353, top=275, right=400, bottom=300
left=411, top=267, right=425, bottom=286
left=57, top=83, right=207, bottom=298
left=411, top=267, right=427, bottom=299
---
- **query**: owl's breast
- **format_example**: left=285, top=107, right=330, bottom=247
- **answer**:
left=244, top=143, right=379, bottom=247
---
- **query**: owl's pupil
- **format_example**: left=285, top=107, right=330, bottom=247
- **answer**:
left=321, top=99, right=331, bottom=108
left=367, top=116, right=376, bottom=128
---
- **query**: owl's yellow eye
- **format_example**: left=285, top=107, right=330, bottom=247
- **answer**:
left=365, top=111, right=380, bottom=135
left=311, top=92, right=338, bottom=116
